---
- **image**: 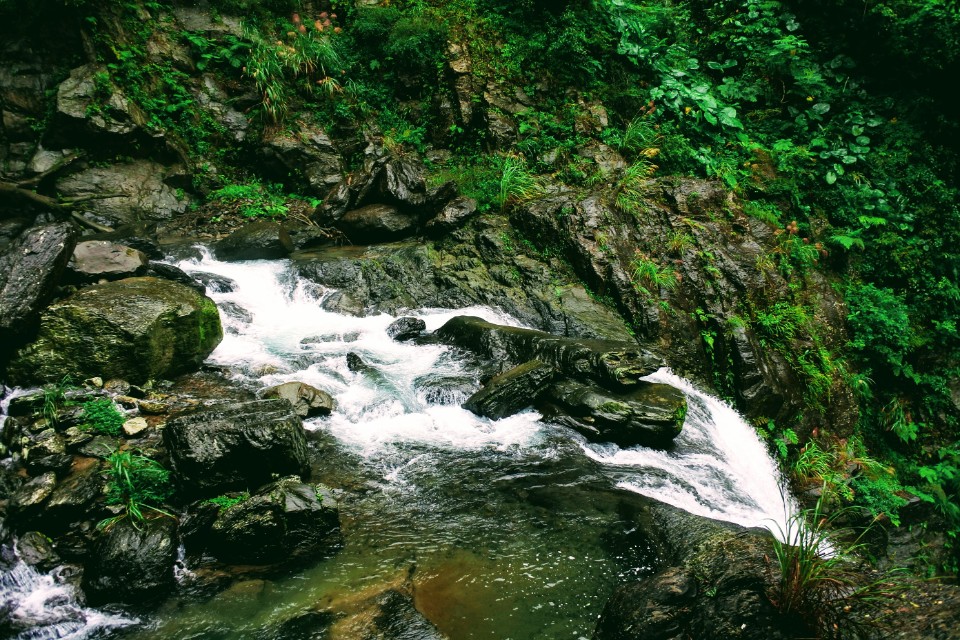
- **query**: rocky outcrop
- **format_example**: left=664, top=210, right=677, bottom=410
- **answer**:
left=462, top=360, right=555, bottom=420
left=424, top=196, right=478, bottom=237
left=0, top=222, right=77, bottom=342
left=337, top=203, right=419, bottom=243
left=66, top=239, right=149, bottom=283
left=82, top=517, right=178, bottom=606
left=163, top=399, right=310, bottom=497
left=258, top=124, right=342, bottom=194
left=7, top=277, right=222, bottom=385
left=435, top=316, right=661, bottom=388
left=54, top=64, right=146, bottom=141
left=206, top=476, right=341, bottom=564
left=212, top=220, right=294, bottom=261
left=262, top=381, right=336, bottom=418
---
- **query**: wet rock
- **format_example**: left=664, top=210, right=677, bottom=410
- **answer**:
left=145, top=262, right=205, bottom=293
left=193, top=271, right=237, bottom=293
left=44, top=458, right=105, bottom=527
left=0, top=222, right=77, bottom=341
left=346, top=352, right=374, bottom=374
left=361, top=589, right=447, bottom=640
left=386, top=316, right=426, bottom=341
left=9, top=472, right=57, bottom=515
left=66, top=240, right=149, bottom=283
left=435, top=316, right=661, bottom=389
left=16, top=531, right=61, bottom=572
left=415, top=375, right=477, bottom=405
left=270, top=610, right=335, bottom=640
left=463, top=360, right=556, bottom=420
left=195, top=74, right=249, bottom=143
left=55, top=64, right=144, bottom=138
left=122, top=417, right=149, bottom=437
left=338, top=203, right=420, bottom=243
left=219, top=301, right=251, bottom=324
left=8, top=277, right=223, bottom=385
left=259, top=125, right=342, bottom=194
left=77, top=435, right=118, bottom=459
left=22, top=429, right=72, bottom=473
left=82, top=517, right=178, bottom=606
left=546, top=380, right=686, bottom=448
left=425, top=196, right=479, bottom=237
left=207, top=476, right=341, bottom=565
left=163, top=399, right=310, bottom=497
left=262, top=381, right=336, bottom=419
left=212, top=221, right=294, bottom=261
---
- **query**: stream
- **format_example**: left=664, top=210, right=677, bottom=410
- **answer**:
left=1, top=248, right=796, bottom=639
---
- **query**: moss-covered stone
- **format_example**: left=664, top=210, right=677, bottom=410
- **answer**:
left=8, top=277, right=222, bottom=385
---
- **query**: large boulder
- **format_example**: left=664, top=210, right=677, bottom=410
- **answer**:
left=82, top=517, right=178, bottom=606
left=7, top=277, right=222, bottom=385
left=66, top=240, right=149, bottom=283
left=0, top=222, right=77, bottom=341
left=207, top=476, right=341, bottom=564
left=463, top=360, right=556, bottom=420
left=435, top=316, right=662, bottom=388
left=337, top=203, right=419, bottom=243
left=212, top=221, right=294, bottom=261
left=163, top=399, right=310, bottom=497
left=262, top=381, right=336, bottom=418
left=546, top=379, right=686, bottom=448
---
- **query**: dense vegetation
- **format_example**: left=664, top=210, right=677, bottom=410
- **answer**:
left=2, top=0, right=957, bottom=577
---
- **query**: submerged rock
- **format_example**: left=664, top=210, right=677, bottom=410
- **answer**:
left=207, top=476, right=341, bottom=565
left=463, top=360, right=556, bottom=420
left=546, top=379, right=686, bottom=448
left=8, top=277, right=223, bottom=385
left=82, top=517, right=178, bottom=606
left=163, top=399, right=310, bottom=497
left=262, top=381, right=336, bottom=418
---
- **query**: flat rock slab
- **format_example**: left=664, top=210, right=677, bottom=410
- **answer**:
left=68, top=240, right=148, bottom=283
left=463, top=360, right=556, bottom=420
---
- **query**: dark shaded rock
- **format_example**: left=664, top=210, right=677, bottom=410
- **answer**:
left=594, top=566, right=695, bottom=640
left=66, top=240, right=149, bottom=283
left=546, top=379, right=686, bottom=448
left=463, top=360, right=556, bottom=420
left=213, top=221, right=294, bottom=261
left=270, top=610, right=335, bottom=640
left=8, top=277, right=223, bottom=385
left=16, top=531, right=61, bottom=572
left=262, top=381, right=336, bottom=418
left=145, top=261, right=205, bottom=293
left=9, top=472, right=57, bottom=515
left=259, top=125, right=342, bottom=194
left=415, top=375, right=478, bottom=405
left=367, top=589, right=448, bottom=640
left=386, top=316, right=426, bottom=341
left=0, top=222, right=77, bottom=341
left=89, top=228, right=163, bottom=259
left=435, top=316, right=661, bottom=389
left=43, top=458, right=105, bottom=529
left=163, top=399, right=310, bottom=497
left=82, top=517, right=177, bottom=606
left=76, top=435, right=118, bottom=459
left=193, top=271, right=237, bottom=293
left=346, top=352, right=373, bottom=374
left=22, top=429, right=72, bottom=473
left=338, top=203, right=419, bottom=243
left=208, top=476, right=340, bottom=565
left=424, top=196, right=478, bottom=237
left=219, top=301, right=251, bottom=324
left=55, top=64, right=143, bottom=138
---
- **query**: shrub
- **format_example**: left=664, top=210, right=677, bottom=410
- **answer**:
left=80, top=398, right=125, bottom=437
left=206, top=492, right=250, bottom=513
left=100, top=450, right=174, bottom=530
left=207, top=182, right=289, bottom=218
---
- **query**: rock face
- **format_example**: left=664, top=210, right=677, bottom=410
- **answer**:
left=55, top=64, right=144, bottom=139
left=435, top=316, right=662, bottom=388
left=262, top=381, right=336, bottom=418
left=463, top=360, right=556, bottom=420
left=0, top=222, right=77, bottom=341
left=546, top=379, right=686, bottom=448
left=212, top=220, right=294, bottom=261
left=67, top=240, right=149, bottom=283
left=163, top=399, right=310, bottom=497
left=82, top=517, right=178, bottom=606
left=424, top=195, right=478, bottom=237
left=8, top=277, right=222, bottom=385
left=258, top=125, right=342, bottom=194
left=207, top=476, right=341, bottom=564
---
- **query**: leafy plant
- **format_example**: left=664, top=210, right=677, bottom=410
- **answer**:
left=207, top=182, right=290, bottom=218
left=497, top=154, right=542, bottom=212
left=42, top=375, right=73, bottom=427
left=99, top=450, right=174, bottom=530
left=80, top=398, right=125, bottom=437
left=614, top=160, right=658, bottom=215
left=206, top=492, right=250, bottom=514
left=630, top=251, right=678, bottom=300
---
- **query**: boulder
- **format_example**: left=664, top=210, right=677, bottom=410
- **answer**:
left=337, top=203, right=419, bottom=243
left=22, top=429, right=72, bottom=473
left=8, top=277, right=223, bottom=385
left=122, top=417, right=149, bottom=437
left=546, top=379, right=686, bottom=448
left=0, top=222, right=77, bottom=341
left=207, top=476, right=341, bottom=564
left=212, top=221, right=294, bottom=261
left=163, top=399, right=310, bottom=497
left=66, top=240, right=148, bottom=283
left=258, top=125, right=342, bottom=194
left=386, top=316, right=426, bottom=341
left=425, top=196, right=478, bottom=237
left=82, top=517, right=178, bottom=606
left=262, top=381, right=336, bottom=418
left=435, top=316, right=662, bottom=389
left=16, top=531, right=61, bottom=572
left=463, top=360, right=556, bottom=420
left=192, top=271, right=237, bottom=293
left=144, top=262, right=205, bottom=293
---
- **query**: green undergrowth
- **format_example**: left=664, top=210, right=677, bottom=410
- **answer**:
left=80, top=398, right=125, bottom=437
left=100, top=449, right=174, bottom=530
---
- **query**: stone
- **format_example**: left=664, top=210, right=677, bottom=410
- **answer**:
left=212, top=221, right=294, bottom=261
left=82, top=517, right=178, bottom=606
left=163, top=399, right=310, bottom=497
left=8, top=277, right=223, bottom=386
left=262, top=381, right=336, bottom=419
left=67, top=240, right=149, bottom=283
left=337, top=203, right=419, bottom=243
left=207, top=476, right=341, bottom=564
left=546, top=379, right=686, bottom=448
left=9, top=472, right=57, bottom=513
left=145, top=262, right=205, bottom=293
left=76, top=435, right=118, bottom=459
left=424, top=196, right=478, bottom=237
left=122, top=417, right=149, bottom=437
left=435, top=316, right=662, bottom=389
left=192, top=271, right=237, bottom=293
left=55, top=64, right=144, bottom=138
left=16, top=531, right=61, bottom=572
left=386, top=316, right=426, bottom=341
left=258, top=125, right=342, bottom=194
left=463, top=360, right=556, bottom=420
left=22, top=429, right=72, bottom=473
left=44, top=458, right=105, bottom=526
left=0, top=223, right=77, bottom=341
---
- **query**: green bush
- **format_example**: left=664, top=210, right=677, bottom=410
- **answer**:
left=845, top=283, right=912, bottom=376
left=80, top=398, right=125, bottom=437
left=206, top=492, right=250, bottom=513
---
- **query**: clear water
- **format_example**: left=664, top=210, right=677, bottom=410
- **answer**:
left=1, top=249, right=797, bottom=639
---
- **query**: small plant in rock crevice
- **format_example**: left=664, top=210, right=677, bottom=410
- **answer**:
left=206, top=492, right=250, bottom=514
left=80, top=398, right=125, bottom=437
left=99, top=449, right=174, bottom=531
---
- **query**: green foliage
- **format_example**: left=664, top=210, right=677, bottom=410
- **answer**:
left=757, top=419, right=798, bottom=459
left=771, top=488, right=906, bottom=638
left=42, top=376, right=73, bottom=427
left=80, top=398, right=125, bottom=437
left=497, top=154, right=542, bottom=212
left=206, top=492, right=250, bottom=513
left=207, top=182, right=289, bottom=218
left=630, top=252, right=678, bottom=300
left=100, top=449, right=174, bottom=530
left=845, top=283, right=912, bottom=378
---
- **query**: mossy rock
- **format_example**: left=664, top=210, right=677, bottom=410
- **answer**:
left=8, top=277, right=222, bottom=385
